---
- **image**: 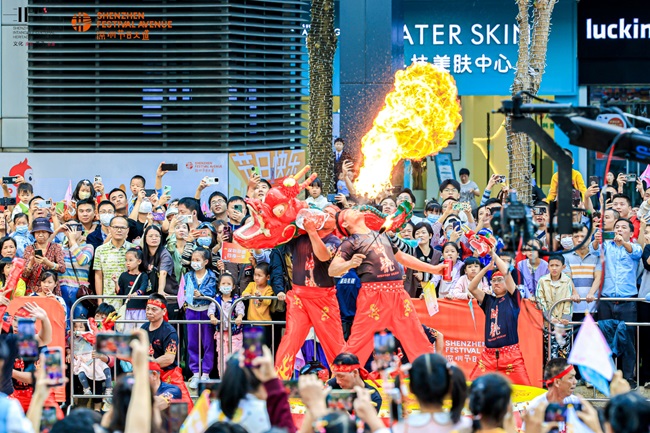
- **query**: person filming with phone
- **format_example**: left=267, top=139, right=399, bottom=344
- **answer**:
left=326, top=352, right=382, bottom=412
left=22, top=218, right=64, bottom=296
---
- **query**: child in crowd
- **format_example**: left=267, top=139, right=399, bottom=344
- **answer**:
left=70, top=320, right=113, bottom=410
left=448, top=257, right=491, bottom=300
left=305, top=177, right=328, bottom=209
left=209, top=272, right=244, bottom=377
left=33, top=271, right=68, bottom=327
left=11, top=183, right=34, bottom=219
left=0, top=257, right=26, bottom=297
left=536, top=254, right=579, bottom=360
left=183, top=248, right=218, bottom=389
left=337, top=171, right=351, bottom=197
left=517, top=240, right=549, bottom=299
left=431, top=242, right=464, bottom=298
left=242, top=262, right=274, bottom=342
left=424, top=201, right=442, bottom=225
left=10, top=213, right=34, bottom=257
left=113, top=248, right=150, bottom=332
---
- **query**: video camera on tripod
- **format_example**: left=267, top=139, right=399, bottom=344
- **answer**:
left=493, top=92, right=650, bottom=255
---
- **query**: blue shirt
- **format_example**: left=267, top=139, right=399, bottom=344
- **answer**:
left=589, top=240, right=642, bottom=298
left=336, top=269, right=361, bottom=323
left=480, top=290, right=521, bottom=348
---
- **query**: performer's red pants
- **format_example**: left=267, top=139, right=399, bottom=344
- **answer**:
left=344, top=281, right=433, bottom=365
left=274, top=285, right=346, bottom=380
left=470, top=343, right=531, bottom=386
left=161, top=366, right=194, bottom=411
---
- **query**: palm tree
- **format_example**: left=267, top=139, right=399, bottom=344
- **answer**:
left=307, top=0, right=337, bottom=192
left=507, top=0, right=556, bottom=204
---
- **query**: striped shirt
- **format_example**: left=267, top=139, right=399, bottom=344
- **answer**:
left=59, top=242, right=95, bottom=294
left=563, top=251, right=599, bottom=313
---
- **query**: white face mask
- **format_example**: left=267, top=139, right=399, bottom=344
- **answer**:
left=219, top=285, right=233, bottom=295
left=78, top=191, right=91, bottom=200
left=139, top=201, right=153, bottom=214
left=560, top=237, right=574, bottom=250
left=191, top=261, right=204, bottom=271
left=99, top=214, right=114, bottom=227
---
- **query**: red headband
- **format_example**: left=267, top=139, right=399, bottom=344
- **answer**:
left=147, top=299, right=169, bottom=322
left=149, top=362, right=161, bottom=372
left=542, top=365, right=574, bottom=386
left=331, top=363, right=361, bottom=374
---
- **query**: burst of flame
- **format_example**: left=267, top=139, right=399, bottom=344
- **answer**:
left=354, top=62, right=462, bottom=198
left=381, top=215, right=394, bottom=232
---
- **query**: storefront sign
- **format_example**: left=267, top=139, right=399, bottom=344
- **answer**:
left=228, top=149, right=306, bottom=198
left=578, top=0, right=650, bottom=84
left=404, top=0, right=577, bottom=95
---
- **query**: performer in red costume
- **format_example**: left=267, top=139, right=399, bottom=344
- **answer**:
left=141, top=294, right=194, bottom=410
left=467, top=249, right=531, bottom=385
left=329, top=208, right=447, bottom=365
left=274, top=206, right=346, bottom=380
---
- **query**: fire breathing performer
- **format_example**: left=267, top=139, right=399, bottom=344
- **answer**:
left=274, top=206, right=346, bottom=380
left=329, top=208, right=447, bottom=365
left=467, top=249, right=531, bottom=385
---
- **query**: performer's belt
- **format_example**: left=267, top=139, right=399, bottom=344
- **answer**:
left=292, top=284, right=336, bottom=298
left=483, top=343, right=522, bottom=355
left=360, top=280, right=404, bottom=293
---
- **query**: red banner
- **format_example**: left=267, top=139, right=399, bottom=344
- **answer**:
left=8, top=297, right=67, bottom=402
left=221, top=241, right=251, bottom=264
left=414, top=298, right=543, bottom=385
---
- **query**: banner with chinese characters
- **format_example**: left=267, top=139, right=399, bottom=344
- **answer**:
left=228, top=149, right=307, bottom=198
left=221, top=242, right=252, bottom=264
left=414, top=298, right=543, bottom=385
left=403, top=0, right=577, bottom=96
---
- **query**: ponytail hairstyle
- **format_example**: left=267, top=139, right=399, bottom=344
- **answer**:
left=218, top=356, right=261, bottom=419
left=469, top=373, right=512, bottom=432
left=409, top=353, right=467, bottom=423
left=125, top=248, right=146, bottom=273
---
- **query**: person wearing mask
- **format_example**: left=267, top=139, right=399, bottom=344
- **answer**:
left=93, top=216, right=134, bottom=309
left=468, top=250, right=531, bottom=385
left=10, top=214, right=34, bottom=258
left=72, top=179, right=97, bottom=203
left=86, top=201, right=116, bottom=251
left=22, top=218, right=64, bottom=296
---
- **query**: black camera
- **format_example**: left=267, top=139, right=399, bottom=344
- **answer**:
left=490, top=192, right=535, bottom=250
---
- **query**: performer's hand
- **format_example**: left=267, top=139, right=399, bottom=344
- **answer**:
left=429, top=263, right=447, bottom=275
left=303, top=218, right=318, bottom=233
left=349, top=254, right=365, bottom=268
left=250, top=346, right=276, bottom=381
left=276, top=292, right=286, bottom=302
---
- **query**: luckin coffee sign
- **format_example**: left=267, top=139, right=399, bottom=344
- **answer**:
left=578, top=0, right=650, bottom=85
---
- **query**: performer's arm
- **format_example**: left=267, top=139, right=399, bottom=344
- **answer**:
left=304, top=219, right=332, bottom=262
left=329, top=254, right=365, bottom=277
left=394, top=250, right=446, bottom=275
left=468, top=262, right=491, bottom=304
left=494, top=252, right=516, bottom=295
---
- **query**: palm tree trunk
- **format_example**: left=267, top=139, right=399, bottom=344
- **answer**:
left=307, top=0, right=337, bottom=192
left=506, top=0, right=556, bottom=205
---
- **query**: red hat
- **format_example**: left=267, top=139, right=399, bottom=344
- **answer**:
left=491, top=271, right=504, bottom=280
left=149, top=362, right=161, bottom=372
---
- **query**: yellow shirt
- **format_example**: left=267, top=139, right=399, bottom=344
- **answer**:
left=242, top=283, right=274, bottom=321
left=1, top=279, right=26, bottom=298
left=546, top=169, right=586, bottom=203
left=536, top=273, right=574, bottom=322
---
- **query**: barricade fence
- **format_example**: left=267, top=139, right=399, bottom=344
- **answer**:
left=68, top=295, right=295, bottom=405
left=547, top=296, right=648, bottom=400
left=69, top=295, right=223, bottom=404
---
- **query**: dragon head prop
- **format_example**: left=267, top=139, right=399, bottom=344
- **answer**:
left=233, top=163, right=414, bottom=250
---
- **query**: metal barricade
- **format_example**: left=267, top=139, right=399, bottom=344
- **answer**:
left=227, top=296, right=293, bottom=363
left=69, top=294, right=223, bottom=407
left=546, top=296, right=648, bottom=401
